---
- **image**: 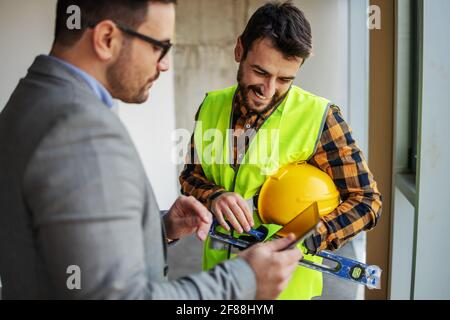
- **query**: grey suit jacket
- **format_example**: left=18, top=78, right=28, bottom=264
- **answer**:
left=0, top=55, right=256, bottom=300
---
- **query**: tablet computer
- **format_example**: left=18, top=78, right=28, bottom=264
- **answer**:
left=277, top=202, right=321, bottom=249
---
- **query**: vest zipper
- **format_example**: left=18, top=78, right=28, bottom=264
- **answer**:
left=226, top=88, right=289, bottom=257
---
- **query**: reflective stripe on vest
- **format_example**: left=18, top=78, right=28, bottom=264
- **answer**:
left=194, top=85, right=330, bottom=300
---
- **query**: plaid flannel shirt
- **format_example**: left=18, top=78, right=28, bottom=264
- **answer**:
left=179, top=88, right=382, bottom=252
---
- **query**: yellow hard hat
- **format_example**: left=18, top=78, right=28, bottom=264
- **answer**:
left=257, top=161, right=340, bottom=226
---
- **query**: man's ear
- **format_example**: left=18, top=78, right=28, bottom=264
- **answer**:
left=235, top=37, right=243, bottom=63
left=90, top=20, right=123, bottom=61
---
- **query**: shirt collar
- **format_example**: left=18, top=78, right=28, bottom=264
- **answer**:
left=235, top=87, right=284, bottom=120
left=45, top=55, right=114, bottom=109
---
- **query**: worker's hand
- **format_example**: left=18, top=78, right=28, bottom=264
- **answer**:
left=164, top=196, right=212, bottom=241
left=211, top=192, right=254, bottom=233
left=238, top=234, right=302, bottom=300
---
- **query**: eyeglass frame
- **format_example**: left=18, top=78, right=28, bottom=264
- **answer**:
left=87, top=21, right=173, bottom=62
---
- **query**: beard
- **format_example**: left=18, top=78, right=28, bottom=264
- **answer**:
left=236, top=64, right=284, bottom=114
left=106, top=40, right=159, bottom=104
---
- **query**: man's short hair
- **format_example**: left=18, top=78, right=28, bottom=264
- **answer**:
left=240, top=1, right=312, bottom=61
left=54, top=0, right=177, bottom=47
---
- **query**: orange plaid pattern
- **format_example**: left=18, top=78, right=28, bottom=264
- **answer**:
left=179, top=89, right=382, bottom=252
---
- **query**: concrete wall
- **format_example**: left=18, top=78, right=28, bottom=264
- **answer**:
left=174, top=0, right=352, bottom=139
left=174, top=0, right=246, bottom=133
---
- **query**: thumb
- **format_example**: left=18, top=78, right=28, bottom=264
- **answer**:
left=188, top=197, right=212, bottom=224
left=264, top=233, right=296, bottom=251
left=196, top=220, right=212, bottom=241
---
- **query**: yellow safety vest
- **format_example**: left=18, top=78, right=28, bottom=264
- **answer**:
left=194, top=85, right=330, bottom=300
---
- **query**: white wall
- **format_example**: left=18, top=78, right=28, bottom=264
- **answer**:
left=390, top=188, right=415, bottom=299
left=413, top=0, right=450, bottom=299
left=293, top=0, right=369, bottom=155
left=348, top=0, right=369, bottom=156
left=293, top=0, right=350, bottom=118
left=0, top=0, right=177, bottom=210
left=118, top=62, right=178, bottom=210
left=0, top=0, right=57, bottom=110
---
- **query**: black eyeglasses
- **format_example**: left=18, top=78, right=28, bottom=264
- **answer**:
left=88, top=22, right=173, bottom=62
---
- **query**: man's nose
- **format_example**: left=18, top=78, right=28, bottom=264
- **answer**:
left=158, top=54, right=170, bottom=72
left=263, top=77, right=277, bottom=99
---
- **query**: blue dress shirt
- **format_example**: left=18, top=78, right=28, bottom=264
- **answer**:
left=45, top=55, right=114, bottom=108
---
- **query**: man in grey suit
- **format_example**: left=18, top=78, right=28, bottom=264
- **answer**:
left=0, top=0, right=301, bottom=299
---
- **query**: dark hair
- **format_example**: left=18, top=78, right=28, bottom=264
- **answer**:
left=54, top=0, right=176, bottom=47
left=240, top=1, right=312, bottom=61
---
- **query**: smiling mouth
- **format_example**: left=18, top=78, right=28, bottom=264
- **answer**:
left=251, top=88, right=267, bottom=100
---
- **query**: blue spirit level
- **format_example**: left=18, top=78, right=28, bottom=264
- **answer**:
left=209, top=204, right=382, bottom=290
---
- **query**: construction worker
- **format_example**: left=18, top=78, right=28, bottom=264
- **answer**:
left=180, top=1, right=382, bottom=300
